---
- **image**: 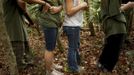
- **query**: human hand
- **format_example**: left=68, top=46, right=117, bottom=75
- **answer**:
left=49, top=6, right=62, bottom=14
left=24, top=20, right=36, bottom=28
left=120, top=2, right=134, bottom=11
left=127, top=2, right=134, bottom=8
left=80, top=2, right=88, bottom=10
left=42, top=2, right=51, bottom=12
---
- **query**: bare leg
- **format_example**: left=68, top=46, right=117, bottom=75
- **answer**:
left=44, top=50, right=54, bottom=73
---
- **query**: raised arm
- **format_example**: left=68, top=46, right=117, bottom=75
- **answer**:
left=22, top=0, right=51, bottom=8
left=65, top=0, right=87, bottom=17
left=17, top=0, right=34, bottom=25
left=49, top=4, right=63, bottom=14
left=17, top=0, right=27, bottom=11
left=120, top=2, right=134, bottom=11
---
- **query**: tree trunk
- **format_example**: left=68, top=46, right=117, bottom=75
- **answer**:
left=57, top=27, right=64, bottom=53
left=0, top=1, right=19, bottom=75
left=85, top=0, right=95, bottom=36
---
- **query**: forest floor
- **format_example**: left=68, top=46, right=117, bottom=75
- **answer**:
left=20, top=25, right=134, bottom=75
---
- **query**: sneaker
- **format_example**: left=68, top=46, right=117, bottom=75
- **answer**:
left=53, top=64, right=63, bottom=70
left=64, top=66, right=85, bottom=74
left=96, top=62, right=109, bottom=73
left=78, top=66, right=85, bottom=73
left=51, top=69, right=64, bottom=75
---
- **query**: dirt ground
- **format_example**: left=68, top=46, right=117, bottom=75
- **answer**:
left=20, top=26, right=134, bottom=75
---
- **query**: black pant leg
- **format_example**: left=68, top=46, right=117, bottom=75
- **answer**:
left=99, top=34, right=125, bottom=71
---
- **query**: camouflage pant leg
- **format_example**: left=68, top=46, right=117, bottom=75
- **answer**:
left=11, top=41, right=25, bottom=70
left=24, top=41, right=33, bottom=64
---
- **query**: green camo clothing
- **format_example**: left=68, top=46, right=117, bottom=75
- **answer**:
left=3, top=0, right=33, bottom=69
left=38, top=0, right=62, bottom=28
left=101, top=0, right=127, bottom=38
left=3, top=0, right=27, bottom=41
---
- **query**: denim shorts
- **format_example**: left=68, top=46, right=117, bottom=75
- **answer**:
left=43, top=28, right=58, bottom=51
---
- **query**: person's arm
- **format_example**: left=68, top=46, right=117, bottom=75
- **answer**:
left=120, top=2, right=134, bottom=11
left=17, top=0, right=34, bottom=26
left=65, top=0, right=87, bottom=17
left=22, top=0, right=51, bottom=8
left=49, top=5, right=63, bottom=14
left=17, top=0, right=26, bottom=11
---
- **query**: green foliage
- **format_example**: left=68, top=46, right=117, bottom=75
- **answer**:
left=83, top=0, right=101, bottom=27
left=89, top=0, right=101, bottom=24
left=27, top=4, right=40, bottom=21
